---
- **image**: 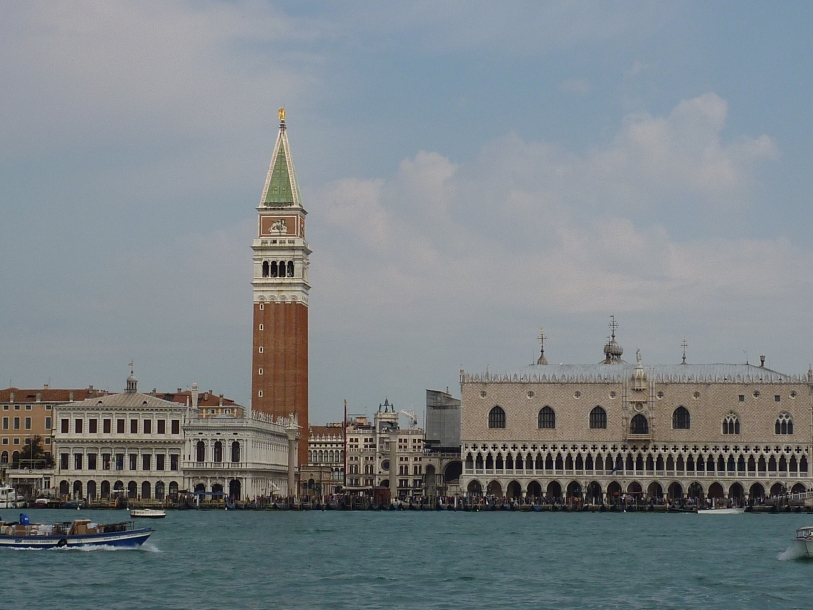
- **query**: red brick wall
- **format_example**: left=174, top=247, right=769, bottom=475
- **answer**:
left=252, top=301, right=308, bottom=465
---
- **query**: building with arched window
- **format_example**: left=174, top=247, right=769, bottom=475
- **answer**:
left=460, top=323, right=813, bottom=504
left=53, top=373, right=187, bottom=504
left=182, top=410, right=294, bottom=501
left=53, top=374, right=296, bottom=504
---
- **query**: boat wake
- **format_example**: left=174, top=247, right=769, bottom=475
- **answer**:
left=9, top=542, right=161, bottom=553
left=777, top=545, right=810, bottom=561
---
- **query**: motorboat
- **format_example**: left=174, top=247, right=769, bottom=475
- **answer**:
left=698, top=505, right=745, bottom=514
left=0, top=484, right=23, bottom=509
left=0, top=515, right=152, bottom=549
left=129, top=508, right=166, bottom=519
left=792, top=526, right=813, bottom=558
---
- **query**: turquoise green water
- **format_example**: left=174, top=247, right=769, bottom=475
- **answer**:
left=3, top=509, right=812, bottom=609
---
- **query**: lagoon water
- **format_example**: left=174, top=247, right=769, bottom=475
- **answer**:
left=3, top=508, right=812, bottom=609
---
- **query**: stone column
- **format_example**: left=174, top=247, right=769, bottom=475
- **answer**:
left=285, top=421, right=299, bottom=499
left=389, top=430, right=399, bottom=504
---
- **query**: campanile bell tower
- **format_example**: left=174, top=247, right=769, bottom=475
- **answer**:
left=251, top=108, right=310, bottom=466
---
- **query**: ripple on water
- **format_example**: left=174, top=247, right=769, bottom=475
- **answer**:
left=3, top=509, right=813, bottom=608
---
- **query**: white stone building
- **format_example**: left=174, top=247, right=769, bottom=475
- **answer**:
left=460, top=327, right=813, bottom=504
left=183, top=410, right=295, bottom=500
left=53, top=375, right=187, bottom=501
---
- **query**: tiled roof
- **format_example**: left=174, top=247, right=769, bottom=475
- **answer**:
left=62, top=392, right=188, bottom=410
left=0, top=387, right=108, bottom=402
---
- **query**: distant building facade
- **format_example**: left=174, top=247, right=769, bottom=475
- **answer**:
left=53, top=376, right=296, bottom=502
left=0, top=385, right=107, bottom=469
left=1, top=385, right=108, bottom=495
left=53, top=374, right=186, bottom=501
left=183, top=410, right=293, bottom=501
left=305, top=400, right=428, bottom=501
left=460, top=327, right=813, bottom=503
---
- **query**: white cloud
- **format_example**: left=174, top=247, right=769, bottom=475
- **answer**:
left=0, top=1, right=319, bottom=158
left=311, top=94, right=790, bottom=336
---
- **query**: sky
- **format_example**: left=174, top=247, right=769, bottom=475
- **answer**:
left=2, top=1, right=813, bottom=426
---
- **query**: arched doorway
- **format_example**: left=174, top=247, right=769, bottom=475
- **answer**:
left=87, top=480, right=97, bottom=500
left=101, top=480, right=110, bottom=499
left=567, top=481, right=582, bottom=500
left=667, top=482, right=683, bottom=499
left=791, top=483, right=806, bottom=494
left=729, top=482, right=744, bottom=501
left=527, top=481, right=542, bottom=500
left=194, top=483, right=206, bottom=493
left=127, top=481, right=137, bottom=499
left=73, top=480, right=83, bottom=499
left=587, top=481, right=602, bottom=504
left=444, top=461, right=462, bottom=483
left=141, top=481, right=151, bottom=499
left=607, top=481, right=622, bottom=504
left=155, top=481, right=165, bottom=500
left=707, top=482, right=724, bottom=498
left=59, top=480, right=69, bottom=496
left=467, top=480, right=482, bottom=496
left=486, top=480, right=502, bottom=497
left=169, top=481, right=179, bottom=498
left=212, top=483, right=224, bottom=495
left=547, top=481, right=562, bottom=501
left=688, top=482, right=703, bottom=500
left=229, top=479, right=241, bottom=501
left=507, top=480, right=522, bottom=499
left=749, top=483, right=765, bottom=499
left=647, top=482, right=662, bottom=499
left=770, top=482, right=784, bottom=496
left=114, top=480, right=124, bottom=493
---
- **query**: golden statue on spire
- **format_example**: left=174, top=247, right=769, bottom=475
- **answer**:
left=278, top=107, right=285, bottom=122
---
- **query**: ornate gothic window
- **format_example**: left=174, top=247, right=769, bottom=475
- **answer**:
left=672, top=406, right=690, bottom=429
left=775, top=412, right=793, bottom=435
left=589, top=406, right=607, bottom=429
left=722, top=412, right=740, bottom=435
left=538, top=406, right=555, bottom=429
left=488, top=406, right=506, bottom=429
left=630, top=414, right=649, bottom=434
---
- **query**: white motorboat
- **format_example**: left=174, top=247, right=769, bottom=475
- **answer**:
left=792, top=526, right=813, bottom=558
left=0, top=515, right=152, bottom=549
left=0, top=484, right=22, bottom=509
left=697, top=507, right=745, bottom=515
left=129, top=508, right=166, bottom=519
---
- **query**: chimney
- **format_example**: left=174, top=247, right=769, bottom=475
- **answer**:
left=760, top=355, right=765, bottom=368
left=219, top=394, right=224, bottom=406
left=36, top=392, right=42, bottom=402
left=69, top=391, right=74, bottom=402
left=192, top=383, right=199, bottom=410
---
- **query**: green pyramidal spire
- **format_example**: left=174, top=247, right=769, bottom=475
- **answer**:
left=260, top=107, right=302, bottom=208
